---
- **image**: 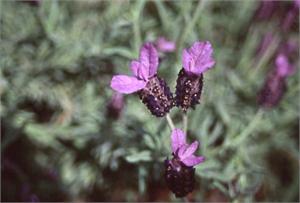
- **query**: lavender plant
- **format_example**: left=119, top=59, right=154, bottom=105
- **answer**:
left=110, top=40, right=214, bottom=197
left=1, top=0, right=299, bottom=202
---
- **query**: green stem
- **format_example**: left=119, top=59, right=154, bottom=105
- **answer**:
left=230, top=109, right=264, bottom=147
left=176, top=0, right=205, bottom=58
left=154, top=0, right=169, bottom=31
left=166, top=113, right=175, bottom=131
left=133, top=0, right=145, bottom=53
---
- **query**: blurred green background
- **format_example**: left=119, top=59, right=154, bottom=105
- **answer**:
left=1, top=0, right=299, bottom=202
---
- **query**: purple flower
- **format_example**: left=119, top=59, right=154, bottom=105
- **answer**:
left=155, top=37, right=176, bottom=53
left=170, top=128, right=205, bottom=166
left=278, top=39, right=299, bottom=57
left=110, top=43, right=174, bottom=117
left=106, top=92, right=125, bottom=119
left=182, top=41, right=215, bottom=76
left=295, top=0, right=300, bottom=8
left=256, top=0, right=277, bottom=20
left=257, top=54, right=294, bottom=108
left=275, top=54, right=295, bottom=77
left=165, top=128, right=204, bottom=197
left=110, top=42, right=158, bottom=94
left=257, top=72, right=286, bottom=108
left=176, top=41, right=215, bottom=112
left=281, top=6, right=299, bottom=31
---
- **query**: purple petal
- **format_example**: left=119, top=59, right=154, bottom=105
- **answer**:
left=182, top=49, right=193, bottom=73
left=178, top=144, right=188, bottom=158
left=130, top=60, right=149, bottom=81
left=156, top=37, right=176, bottom=52
left=139, top=42, right=159, bottom=77
left=130, top=60, right=140, bottom=77
left=171, top=128, right=187, bottom=153
left=178, top=141, right=199, bottom=160
left=182, top=155, right=205, bottom=167
left=183, top=41, right=215, bottom=75
left=275, top=54, right=294, bottom=77
left=138, top=64, right=150, bottom=81
left=110, top=75, right=146, bottom=94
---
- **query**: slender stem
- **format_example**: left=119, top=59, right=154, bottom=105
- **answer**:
left=133, top=0, right=145, bottom=53
left=166, top=113, right=175, bottom=131
left=183, top=112, right=188, bottom=134
left=176, top=0, right=205, bottom=59
left=154, top=0, right=169, bottom=31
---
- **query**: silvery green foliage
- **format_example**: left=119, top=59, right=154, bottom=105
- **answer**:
left=1, top=0, right=298, bottom=201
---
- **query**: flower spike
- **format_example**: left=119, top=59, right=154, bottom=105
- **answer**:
left=110, top=42, right=174, bottom=117
left=176, top=41, right=215, bottom=112
left=165, top=128, right=205, bottom=198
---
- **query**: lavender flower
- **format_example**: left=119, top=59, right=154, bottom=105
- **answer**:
left=110, top=43, right=174, bottom=117
left=275, top=54, right=295, bottom=77
left=256, top=0, right=277, bottom=20
left=165, top=128, right=205, bottom=198
left=175, top=41, right=215, bottom=112
left=278, top=39, right=298, bottom=57
left=257, top=54, right=294, bottom=108
left=295, top=0, right=300, bottom=8
left=106, top=92, right=124, bottom=119
left=281, top=1, right=299, bottom=31
left=155, top=37, right=176, bottom=53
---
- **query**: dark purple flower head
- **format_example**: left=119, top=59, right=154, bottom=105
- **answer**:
left=278, top=39, right=299, bottom=58
left=171, top=128, right=205, bottom=166
left=155, top=37, right=176, bottom=53
left=256, top=0, right=277, bottom=20
left=111, top=42, right=159, bottom=94
left=281, top=0, right=299, bottom=31
left=106, top=92, right=124, bottom=119
left=257, top=72, right=286, bottom=108
left=182, top=41, right=215, bottom=76
left=275, top=54, right=295, bottom=77
left=257, top=54, right=294, bottom=108
left=165, top=129, right=204, bottom=197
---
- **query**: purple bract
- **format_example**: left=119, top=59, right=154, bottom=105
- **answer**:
left=182, top=41, right=215, bottom=76
left=110, top=43, right=159, bottom=94
left=106, top=92, right=124, bottom=119
left=171, top=128, right=205, bottom=167
left=155, top=37, right=176, bottom=53
left=275, top=54, right=295, bottom=77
